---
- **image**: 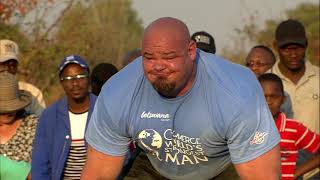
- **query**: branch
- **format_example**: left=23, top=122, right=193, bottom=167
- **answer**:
left=40, top=0, right=75, bottom=41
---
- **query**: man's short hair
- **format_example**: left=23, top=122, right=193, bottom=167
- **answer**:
left=258, top=73, right=284, bottom=94
left=275, top=19, right=307, bottom=48
left=251, top=45, right=276, bottom=63
left=191, top=31, right=216, bottom=54
left=91, top=63, right=118, bottom=85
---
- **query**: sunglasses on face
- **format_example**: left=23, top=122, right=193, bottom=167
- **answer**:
left=60, top=74, right=88, bottom=82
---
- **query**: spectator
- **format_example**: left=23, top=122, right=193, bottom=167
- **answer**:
left=246, top=45, right=293, bottom=118
left=91, top=63, right=118, bottom=96
left=246, top=45, right=276, bottom=77
left=82, top=17, right=281, bottom=180
left=0, top=39, right=46, bottom=117
left=272, top=19, right=319, bottom=134
left=31, top=55, right=97, bottom=180
left=272, top=19, right=320, bottom=180
left=0, top=72, right=38, bottom=180
left=258, top=73, right=319, bottom=180
left=191, top=31, right=216, bottom=54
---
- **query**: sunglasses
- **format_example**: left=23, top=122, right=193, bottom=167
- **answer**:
left=60, top=74, right=88, bottom=82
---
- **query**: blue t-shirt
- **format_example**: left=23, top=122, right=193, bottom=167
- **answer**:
left=86, top=50, right=280, bottom=179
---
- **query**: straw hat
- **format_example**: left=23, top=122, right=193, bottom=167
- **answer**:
left=0, top=72, right=31, bottom=113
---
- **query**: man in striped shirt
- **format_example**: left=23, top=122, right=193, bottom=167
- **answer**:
left=258, top=73, right=320, bottom=180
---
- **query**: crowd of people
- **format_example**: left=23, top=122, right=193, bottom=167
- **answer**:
left=0, top=17, right=319, bottom=180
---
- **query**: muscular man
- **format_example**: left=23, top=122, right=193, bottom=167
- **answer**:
left=82, top=17, right=281, bottom=180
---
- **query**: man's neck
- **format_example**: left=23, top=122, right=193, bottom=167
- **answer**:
left=68, top=95, right=90, bottom=114
left=278, top=63, right=305, bottom=85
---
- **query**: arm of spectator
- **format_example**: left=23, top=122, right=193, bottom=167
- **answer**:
left=27, top=173, right=31, bottom=180
left=81, top=145, right=125, bottom=179
left=294, top=122, right=320, bottom=179
left=294, top=152, right=320, bottom=179
left=234, top=145, right=281, bottom=180
left=31, top=112, right=51, bottom=179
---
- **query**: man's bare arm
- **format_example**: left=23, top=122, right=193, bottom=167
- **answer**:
left=234, top=145, right=281, bottom=180
left=81, top=145, right=125, bottom=180
left=294, top=152, right=320, bottom=179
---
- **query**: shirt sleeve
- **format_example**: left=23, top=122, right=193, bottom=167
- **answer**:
left=85, top=95, right=131, bottom=156
left=295, top=122, right=320, bottom=153
left=226, top=91, right=280, bottom=164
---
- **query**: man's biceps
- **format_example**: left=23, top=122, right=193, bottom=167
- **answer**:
left=87, top=145, right=125, bottom=161
left=235, top=145, right=280, bottom=167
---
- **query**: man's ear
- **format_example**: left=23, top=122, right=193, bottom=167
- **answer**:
left=188, top=40, right=197, bottom=61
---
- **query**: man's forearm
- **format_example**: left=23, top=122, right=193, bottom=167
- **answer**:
left=294, top=153, right=320, bottom=178
left=81, top=145, right=125, bottom=180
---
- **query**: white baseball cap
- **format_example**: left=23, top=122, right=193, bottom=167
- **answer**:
left=0, top=39, right=19, bottom=63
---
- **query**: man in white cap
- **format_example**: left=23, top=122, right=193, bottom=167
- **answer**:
left=0, top=39, right=46, bottom=116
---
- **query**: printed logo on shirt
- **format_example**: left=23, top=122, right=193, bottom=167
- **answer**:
left=250, top=131, right=268, bottom=145
left=138, top=129, right=163, bottom=161
left=137, top=129, right=208, bottom=165
left=140, top=111, right=170, bottom=121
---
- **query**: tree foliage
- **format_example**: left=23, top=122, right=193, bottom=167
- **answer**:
left=55, top=0, right=143, bottom=68
left=1, top=0, right=143, bottom=104
left=0, top=0, right=55, bottom=25
left=222, top=2, right=320, bottom=66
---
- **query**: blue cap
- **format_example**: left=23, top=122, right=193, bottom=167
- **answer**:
left=59, top=55, right=89, bottom=74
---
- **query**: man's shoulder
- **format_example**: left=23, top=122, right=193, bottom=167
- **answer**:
left=281, top=115, right=308, bottom=135
left=306, top=61, right=320, bottom=76
left=41, top=97, right=66, bottom=115
left=199, top=52, right=260, bottom=103
left=18, top=81, right=42, bottom=94
left=24, top=114, right=39, bottom=129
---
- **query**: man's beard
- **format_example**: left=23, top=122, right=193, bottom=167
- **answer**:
left=151, top=77, right=176, bottom=97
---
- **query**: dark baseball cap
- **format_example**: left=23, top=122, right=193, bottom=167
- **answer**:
left=59, top=55, right=89, bottom=74
left=275, top=19, right=307, bottom=48
left=191, top=31, right=216, bottom=54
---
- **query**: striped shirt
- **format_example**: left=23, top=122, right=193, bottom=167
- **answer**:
left=63, top=140, right=86, bottom=180
left=63, top=111, right=88, bottom=180
left=275, top=112, right=320, bottom=180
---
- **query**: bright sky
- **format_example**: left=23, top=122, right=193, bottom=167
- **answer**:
left=132, top=0, right=318, bottom=52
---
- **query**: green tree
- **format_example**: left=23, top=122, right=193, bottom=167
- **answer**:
left=222, top=2, right=320, bottom=66
left=0, top=22, right=30, bottom=52
left=55, top=0, right=143, bottom=68
left=1, top=0, right=143, bottom=104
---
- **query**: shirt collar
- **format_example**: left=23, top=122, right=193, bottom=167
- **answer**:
left=275, top=112, right=286, bottom=132
left=272, top=59, right=317, bottom=81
